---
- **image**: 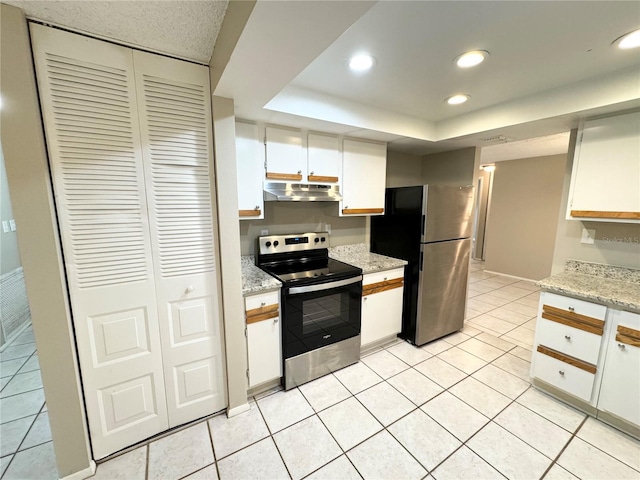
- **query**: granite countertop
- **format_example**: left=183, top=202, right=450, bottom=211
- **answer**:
left=241, top=255, right=281, bottom=296
left=537, top=260, right=640, bottom=312
left=329, top=244, right=407, bottom=274
left=241, top=244, right=407, bottom=295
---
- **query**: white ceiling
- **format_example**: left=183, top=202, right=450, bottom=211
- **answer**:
left=3, top=0, right=228, bottom=63
left=480, top=132, right=571, bottom=164
left=216, top=1, right=640, bottom=156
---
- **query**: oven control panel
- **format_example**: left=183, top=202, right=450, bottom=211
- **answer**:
left=258, top=232, right=329, bottom=254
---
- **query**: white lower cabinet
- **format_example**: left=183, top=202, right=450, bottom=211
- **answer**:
left=597, top=309, right=640, bottom=427
left=532, top=291, right=640, bottom=433
left=245, top=291, right=282, bottom=388
left=361, top=268, right=404, bottom=347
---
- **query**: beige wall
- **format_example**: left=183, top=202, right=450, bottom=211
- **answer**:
left=240, top=202, right=366, bottom=255
left=0, top=4, right=92, bottom=476
left=386, top=150, right=424, bottom=187
left=484, top=154, right=567, bottom=280
left=422, top=147, right=477, bottom=186
left=0, top=147, right=22, bottom=275
left=552, top=129, right=640, bottom=273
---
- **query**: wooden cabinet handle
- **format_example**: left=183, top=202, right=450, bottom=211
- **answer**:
left=239, top=209, right=261, bottom=217
left=342, top=208, right=384, bottom=215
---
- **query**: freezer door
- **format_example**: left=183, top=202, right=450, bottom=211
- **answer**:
left=423, top=185, right=474, bottom=242
left=415, top=238, right=470, bottom=345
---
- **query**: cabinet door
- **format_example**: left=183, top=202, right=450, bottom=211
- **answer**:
left=246, top=292, right=282, bottom=387
left=341, top=139, right=386, bottom=216
left=598, top=310, right=640, bottom=426
left=568, top=112, right=640, bottom=222
left=361, top=275, right=403, bottom=347
left=134, top=51, right=226, bottom=427
left=307, top=133, right=340, bottom=184
left=30, top=24, right=168, bottom=459
left=236, top=122, right=264, bottom=219
left=265, top=126, right=305, bottom=181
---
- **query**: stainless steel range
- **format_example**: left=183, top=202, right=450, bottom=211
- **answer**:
left=256, top=232, right=363, bottom=390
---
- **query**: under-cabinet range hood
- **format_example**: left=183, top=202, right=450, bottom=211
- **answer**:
left=263, top=182, right=342, bottom=202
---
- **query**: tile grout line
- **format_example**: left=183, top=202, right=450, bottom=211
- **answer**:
left=539, top=415, right=589, bottom=480
left=205, top=417, right=221, bottom=480
left=253, top=392, right=294, bottom=480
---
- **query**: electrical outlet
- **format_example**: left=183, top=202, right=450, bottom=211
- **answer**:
left=9, top=219, right=16, bottom=232
left=581, top=228, right=596, bottom=244
left=326, top=224, right=331, bottom=234
left=261, top=229, right=269, bottom=236
left=1, top=221, right=9, bottom=233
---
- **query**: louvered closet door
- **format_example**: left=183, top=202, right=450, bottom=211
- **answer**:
left=29, top=25, right=168, bottom=458
left=132, top=51, right=226, bottom=425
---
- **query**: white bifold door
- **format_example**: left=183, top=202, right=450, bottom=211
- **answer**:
left=30, top=24, right=226, bottom=459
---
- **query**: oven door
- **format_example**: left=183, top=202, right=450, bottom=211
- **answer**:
left=282, top=276, right=362, bottom=359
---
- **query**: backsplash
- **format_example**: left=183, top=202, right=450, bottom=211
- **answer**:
left=565, top=259, right=640, bottom=283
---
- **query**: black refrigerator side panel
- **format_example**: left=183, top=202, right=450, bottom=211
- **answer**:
left=370, top=186, right=424, bottom=342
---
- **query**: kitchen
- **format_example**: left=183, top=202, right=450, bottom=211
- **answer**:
left=1, top=1, right=639, bottom=479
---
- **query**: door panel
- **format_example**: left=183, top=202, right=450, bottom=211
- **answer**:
left=29, top=24, right=169, bottom=459
left=416, top=238, right=470, bottom=345
left=132, top=50, right=226, bottom=426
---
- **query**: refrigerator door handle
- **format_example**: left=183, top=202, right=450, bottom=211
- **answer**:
left=421, top=215, right=426, bottom=236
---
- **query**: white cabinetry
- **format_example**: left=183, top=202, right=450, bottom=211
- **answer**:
left=567, top=111, right=640, bottom=223
left=265, top=126, right=305, bottom=181
left=236, top=122, right=264, bottom=219
left=598, top=309, right=640, bottom=427
left=245, top=291, right=282, bottom=388
left=361, top=268, right=404, bottom=347
left=531, top=292, right=606, bottom=403
left=341, top=139, right=387, bottom=216
left=307, top=133, right=341, bottom=184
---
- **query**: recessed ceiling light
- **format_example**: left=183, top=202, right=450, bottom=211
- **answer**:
left=349, top=54, right=375, bottom=72
left=614, top=28, right=640, bottom=49
left=455, top=50, right=489, bottom=68
left=446, top=94, right=470, bottom=105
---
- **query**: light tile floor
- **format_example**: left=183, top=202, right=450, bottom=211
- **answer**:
left=0, top=325, right=55, bottom=480
left=4, top=261, right=640, bottom=479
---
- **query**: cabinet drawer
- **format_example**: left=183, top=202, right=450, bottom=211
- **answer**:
left=532, top=348, right=596, bottom=402
left=363, top=267, right=405, bottom=286
left=245, top=291, right=280, bottom=323
left=536, top=317, right=602, bottom=364
left=541, top=292, right=607, bottom=321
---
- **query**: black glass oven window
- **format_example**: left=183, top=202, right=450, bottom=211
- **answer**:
left=302, top=293, right=349, bottom=335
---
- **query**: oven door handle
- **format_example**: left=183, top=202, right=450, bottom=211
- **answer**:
left=288, top=276, right=362, bottom=295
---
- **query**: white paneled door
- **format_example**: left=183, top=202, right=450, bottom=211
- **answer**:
left=30, top=24, right=225, bottom=459
left=133, top=51, right=225, bottom=426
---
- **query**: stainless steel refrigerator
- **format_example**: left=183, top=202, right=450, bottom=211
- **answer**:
left=370, top=185, right=474, bottom=346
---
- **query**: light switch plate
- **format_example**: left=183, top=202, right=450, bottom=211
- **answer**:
left=9, top=219, right=16, bottom=232
left=1, top=221, right=9, bottom=233
left=261, top=229, right=269, bottom=236
left=581, top=228, right=596, bottom=244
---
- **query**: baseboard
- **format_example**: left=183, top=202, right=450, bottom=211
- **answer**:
left=482, top=270, right=538, bottom=283
left=59, top=461, right=96, bottom=480
left=227, top=402, right=251, bottom=418
left=0, top=321, right=31, bottom=353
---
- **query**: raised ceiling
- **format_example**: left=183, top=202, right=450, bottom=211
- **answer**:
left=3, top=0, right=228, bottom=63
left=215, top=1, right=640, bottom=155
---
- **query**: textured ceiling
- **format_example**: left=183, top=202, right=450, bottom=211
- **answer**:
left=4, top=0, right=228, bottom=63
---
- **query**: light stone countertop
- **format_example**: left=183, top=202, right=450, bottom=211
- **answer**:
left=537, top=260, right=640, bottom=312
left=329, top=244, right=407, bottom=275
left=241, top=255, right=281, bottom=296
left=240, top=244, right=407, bottom=295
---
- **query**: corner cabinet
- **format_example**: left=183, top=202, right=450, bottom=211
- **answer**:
left=245, top=291, right=282, bottom=388
left=341, top=139, right=387, bottom=217
left=567, top=111, right=640, bottom=223
left=361, top=268, right=404, bottom=348
left=236, top=122, right=265, bottom=219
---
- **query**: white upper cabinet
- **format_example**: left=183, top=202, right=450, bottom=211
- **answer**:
left=265, top=126, right=305, bottom=182
left=340, top=139, right=387, bottom=216
left=236, top=122, right=265, bottom=219
left=307, top=133, right=341, bottom=184
left=567, top=111, right=640, bottom=223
